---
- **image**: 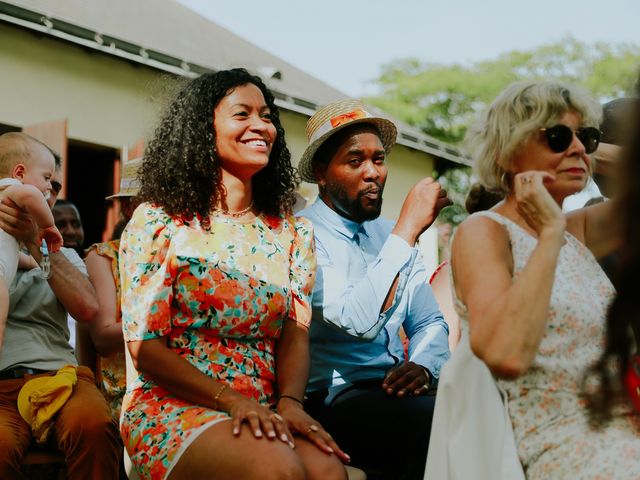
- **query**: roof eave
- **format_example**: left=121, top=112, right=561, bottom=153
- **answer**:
left=0, top=1, right=470, bottom=167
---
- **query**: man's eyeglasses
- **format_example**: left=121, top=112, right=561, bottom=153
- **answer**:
left=540, top=125, right=601, bottom=154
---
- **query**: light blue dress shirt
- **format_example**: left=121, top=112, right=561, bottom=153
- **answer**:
left=300, top=198, right=450, bottom=391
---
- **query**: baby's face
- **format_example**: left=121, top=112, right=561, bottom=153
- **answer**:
left=21, top=148, right=55, bottom=197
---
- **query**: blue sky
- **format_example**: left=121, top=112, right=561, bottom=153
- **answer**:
left=177, top=0, right=639, bottom=97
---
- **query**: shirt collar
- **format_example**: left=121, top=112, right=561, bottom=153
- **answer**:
left=311, top=197, right=367, bottom=240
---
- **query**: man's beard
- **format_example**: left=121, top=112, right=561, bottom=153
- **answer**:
left=326, top=182, right=384, bottom=223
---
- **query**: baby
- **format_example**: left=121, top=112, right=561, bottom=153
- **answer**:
left=0, top=132, right=63, bottom=350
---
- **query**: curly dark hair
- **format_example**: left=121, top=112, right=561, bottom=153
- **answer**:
left=138, top=68, right=299, bottom=219
left=585, top=94, right=640, bottom=425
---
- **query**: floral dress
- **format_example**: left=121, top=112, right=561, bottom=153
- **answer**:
left=456, top=211, right=640, bottom=479
left=86, top=240, right=127, bottom=420
left=119, top=203, right=315, bottom=480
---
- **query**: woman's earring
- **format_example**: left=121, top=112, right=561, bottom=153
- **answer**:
left=500, top=171, right=511, bottom=191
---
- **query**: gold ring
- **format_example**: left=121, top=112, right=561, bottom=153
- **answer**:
left=306, top=424, right=320, bottom=434
left=247, top=411, right=258, bottom=417
left=270, top=413, right=284, bottom=422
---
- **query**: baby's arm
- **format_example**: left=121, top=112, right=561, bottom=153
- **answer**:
left=3, top=184, right=62, bottom=252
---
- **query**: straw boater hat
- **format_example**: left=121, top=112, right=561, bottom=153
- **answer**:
left=298, top=99, right=398, bottom=183
left=105, top=157, right=142, bottom=200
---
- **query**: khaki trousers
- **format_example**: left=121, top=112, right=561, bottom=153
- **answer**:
left=0, top=366, right=121, bottom=479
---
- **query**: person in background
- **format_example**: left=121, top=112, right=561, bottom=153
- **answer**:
left=52, top=198, right=85, bottom=258
left=298, top=99, right=451, bottom=480
left=450, top=80, right=640, bottom=478
left=119, top=68, right=348, bottom=480
left=429, top=183, right=503, bottom=351
left=83, top=156, right=142, bottom=420
left=587, top=91, right=640, bottom=421
left=0, top=136, right=120, bottom=479
left=51, top=198, right=86, bottom=350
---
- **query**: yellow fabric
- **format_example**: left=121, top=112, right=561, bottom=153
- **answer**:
left=17, top=365, right=78, bottom=444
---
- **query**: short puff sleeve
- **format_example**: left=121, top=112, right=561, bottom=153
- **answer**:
left=119, top=203, right=176, bottom=342
left=288, top=216, right=316, bottom=329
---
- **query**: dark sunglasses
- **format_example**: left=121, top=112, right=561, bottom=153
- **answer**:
left=540, top=125, right=601, bottom=154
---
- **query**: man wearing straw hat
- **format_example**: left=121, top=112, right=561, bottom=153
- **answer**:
left=299, top=100, right=451, bottom=480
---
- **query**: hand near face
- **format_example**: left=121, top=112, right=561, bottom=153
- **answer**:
left=513, top=171, right=566, bottom=239
left=382, top=361, right=431, bottom=397
left=393, top=177, right=452, bottom=245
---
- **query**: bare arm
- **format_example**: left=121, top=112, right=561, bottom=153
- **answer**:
left=275, top=320, right=349, bottom=461
left=452, top=216, right=564, bottom=378
left=75, top=322, right=97, bottom=369
left=566, top=198, right=622, bottom=260
left=129, top=337, right=295, bottom=444
left=27, top=242, right=98, bottom=322
left=129, top=337, right=224, bottom=406
left=275, top=320, right=310, bottom=408
left=430, top=266, right=460, bottom=351
left=85, top=250, right=124, bottom=355
left=452, top=172, right=566, bottom=378
left=0, top=199, right=98, bottom=322
left=4, top=184, right=55, bottom=228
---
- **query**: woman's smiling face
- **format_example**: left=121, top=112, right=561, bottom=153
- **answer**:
left=213, top=83, right=277, bottom=181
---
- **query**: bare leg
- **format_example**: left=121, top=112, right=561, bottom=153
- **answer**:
left=169, top=421, right=346, bottom=480
left=293, top=437, right=348, bottom=480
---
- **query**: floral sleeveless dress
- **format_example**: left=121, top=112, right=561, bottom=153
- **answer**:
left=119, top=203, right=315, bottom=480
left=455, top=211, right=640, bottom=479
left=86, top=240, right=127, bottom=420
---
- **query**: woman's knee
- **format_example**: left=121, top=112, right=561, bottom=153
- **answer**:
left=261, top=455, right=306, bottom=480
left=305, top=455, right=347, bottom=480
left=294, top=440, right=347, bottom=480
left=171, top=423, right=306, bottom=480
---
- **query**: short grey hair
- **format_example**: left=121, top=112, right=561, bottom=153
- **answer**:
left=466, top=80, right=602, bottom=193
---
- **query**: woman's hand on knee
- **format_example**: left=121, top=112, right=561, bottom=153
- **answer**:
left=278, top=404, right=351, bottom=464
left=228, top=397, right=294, bottom=448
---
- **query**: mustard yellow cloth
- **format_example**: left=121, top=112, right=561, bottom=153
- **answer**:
left=17, top=365, right=78, bottom=444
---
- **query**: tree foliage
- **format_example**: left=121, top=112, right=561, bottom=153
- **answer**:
left=368, top=37, right=640, bottom=229
left=368, top=37, right=640, bottom=145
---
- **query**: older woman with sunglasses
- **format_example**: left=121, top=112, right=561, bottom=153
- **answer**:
left=450, top=81, right=640, bottom=478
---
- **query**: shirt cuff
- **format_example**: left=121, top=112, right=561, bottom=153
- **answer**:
left=378, top=233, right=418, bottom=272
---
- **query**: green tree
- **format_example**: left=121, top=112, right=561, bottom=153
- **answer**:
left=369, top=37, right=640, bottom=228
left=368, top=37, right=640, bottom=145
left=436, top=167, right=473, bottom=226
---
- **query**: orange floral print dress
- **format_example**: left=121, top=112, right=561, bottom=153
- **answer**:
left=85, top=240, right=126, bottom=420
left=119, top=203, right=315, bottom=480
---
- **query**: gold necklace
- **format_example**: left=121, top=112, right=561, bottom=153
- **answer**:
left=215, top=200, right=254, bottom=218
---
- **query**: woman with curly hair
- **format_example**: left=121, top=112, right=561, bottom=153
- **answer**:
left=119, top=69, right=348, bottom=480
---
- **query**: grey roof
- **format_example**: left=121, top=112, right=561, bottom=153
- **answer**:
left=0, top=0, right=469, bottom=165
